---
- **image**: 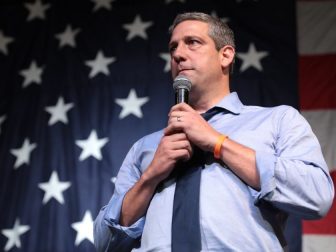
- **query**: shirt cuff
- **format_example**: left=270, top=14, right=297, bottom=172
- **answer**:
left=251, top=150, right=278, bottom=203
left=103, top=192, right=145, bottom=239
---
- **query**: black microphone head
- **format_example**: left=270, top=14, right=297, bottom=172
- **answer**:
left=173, top=75, right=192, bottom=92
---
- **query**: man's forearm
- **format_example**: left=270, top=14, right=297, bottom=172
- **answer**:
left=120, top=171, right=160, bottom=227
left=219, top=138, right=260, bottom=190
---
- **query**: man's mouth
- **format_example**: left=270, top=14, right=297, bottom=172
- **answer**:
left=178, top=68, right=192, bottom=75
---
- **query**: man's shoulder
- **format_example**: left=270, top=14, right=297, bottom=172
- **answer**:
left=241, top=103, right=298, bottom=115
left=239, top=104, right=304, bottom=128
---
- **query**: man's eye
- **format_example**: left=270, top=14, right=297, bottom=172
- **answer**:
left=188, top=39, right=200, bottom=45
left=169, top=46, right=177, bottom=53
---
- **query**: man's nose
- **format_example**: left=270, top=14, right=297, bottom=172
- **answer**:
left=172, top=43, right=187, bottom=63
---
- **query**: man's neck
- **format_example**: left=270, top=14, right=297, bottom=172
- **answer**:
left=190, top=90, right=230, bottom=113
left=187, top=75, right=231, bottom=113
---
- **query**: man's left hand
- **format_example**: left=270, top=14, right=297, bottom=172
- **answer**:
left=165, top=103, right=220, bottom=152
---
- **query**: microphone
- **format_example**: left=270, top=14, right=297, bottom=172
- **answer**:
left=173, top=75, right=192, bottom=104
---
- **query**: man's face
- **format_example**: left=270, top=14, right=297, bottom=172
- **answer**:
left=169, top=20, right=223, bottom=88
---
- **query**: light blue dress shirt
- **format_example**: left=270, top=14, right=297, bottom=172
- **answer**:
left=94, top=92, right=334, bottom=252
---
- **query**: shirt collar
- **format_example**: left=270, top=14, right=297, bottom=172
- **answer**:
left=213, top=92, right=243, bottom=115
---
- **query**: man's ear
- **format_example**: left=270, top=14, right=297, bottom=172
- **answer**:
left=219, top=45, right=235, bottom=69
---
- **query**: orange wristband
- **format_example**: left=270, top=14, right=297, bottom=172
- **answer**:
left=213, top=134, right=228, bottom=159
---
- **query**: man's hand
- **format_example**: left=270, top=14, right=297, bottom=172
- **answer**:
left=121, top=130, right=192, bottom=227
left=165, top=103, right=220, bottom=153
left=143, top=132, right=193, bottom=185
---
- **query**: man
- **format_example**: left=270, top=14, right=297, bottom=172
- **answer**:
left=94, top=12, right=334, bottom=251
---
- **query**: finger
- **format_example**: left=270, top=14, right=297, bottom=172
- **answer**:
left=171, top=136, right=193, bottom=155
left=167, top=113, right=187, bottom=125
left=164, top=123, right=183, bottom=135
left=170, top=140, right=191, bottom=151
left=163, top=132, right=188, bottom=141
left=174, top=149, right=192, bottom=161
left=168, top=103, right=194, bottom=115
left=169, top=110, right=204, bottom=125
left=169, top=111, right=186, bottom=119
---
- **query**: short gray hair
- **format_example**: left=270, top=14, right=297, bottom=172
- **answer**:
left=169, top=12, right=235, bottom=51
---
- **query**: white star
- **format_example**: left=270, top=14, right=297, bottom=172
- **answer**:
left=236, top=43, right=269, bottom=72
left=71, top=211, right=94, bottom=246
left=91, top=0, right=114, bottom=11
left=55, top=25, right=81, bottom=48
left=85, top=50, right=116, bottom=78
left=45, top=96, right=74, bottom=125
left=159, top=53, right=171, bottom=72
left=0, top=30, right=14, bottom=55
left=123, top=15, right=153, bottom=41
left=1, top=219, right=30, bottom=251
left=10, top=138, right=37, bottom=169
left=76, top=130, right=108, bottom=161
left=19, top=61, right=44, bottom=88
left=165, top=0, right=186, bottom=3
left=115, top=89, right=149, bottom=119
left=24, top=0, right=50, bottom=21
left=38, top=171, right=71, bottom=204
left=211, top=11, right=230, bottom=23
left=0, top=115, right=6, bottom=135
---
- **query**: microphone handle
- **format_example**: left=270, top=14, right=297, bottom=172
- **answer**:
left=175, top=89, right=189, bottom=104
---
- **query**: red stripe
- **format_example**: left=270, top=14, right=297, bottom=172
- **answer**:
left=303, top=171, right=336, bottom=234
left=299, top=55, right=336, bottom=110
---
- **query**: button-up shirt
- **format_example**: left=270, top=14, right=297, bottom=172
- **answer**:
left=94, top=92, right=334, bottom=252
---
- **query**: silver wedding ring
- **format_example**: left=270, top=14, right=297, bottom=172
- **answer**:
left=177, top=116, right=181, bottom=122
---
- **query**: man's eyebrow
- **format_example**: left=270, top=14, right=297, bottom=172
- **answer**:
left=168, top=35, right=203, bottom=48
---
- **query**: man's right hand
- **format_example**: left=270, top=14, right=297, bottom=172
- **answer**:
left=143, top=132, right=193, bottom=185
left=120, top=132, right=192, bottom=226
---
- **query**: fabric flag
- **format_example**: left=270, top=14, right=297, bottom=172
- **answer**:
left=297, top=0, right=336, bottom=251
left=0, top=0, right=332, bottom=251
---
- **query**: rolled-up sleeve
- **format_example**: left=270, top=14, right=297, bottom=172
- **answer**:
left=251, top=106, right=334, bottom=219
left=94, top=139, right=146, bottom=251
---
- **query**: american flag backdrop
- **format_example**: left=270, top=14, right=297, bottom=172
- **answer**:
left=0, top=0, right=334, bottom=251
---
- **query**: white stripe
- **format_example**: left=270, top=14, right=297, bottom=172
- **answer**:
left=297, top=1, right=336, bottom=55
left=301, top=110, right=336, bottom=172
left=303, top=235, right=336, bottom=252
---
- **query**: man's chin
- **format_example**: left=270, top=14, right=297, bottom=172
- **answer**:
left=172, top=69, right=191, bottom=77
left=175, top=73, right=195, bottom=83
